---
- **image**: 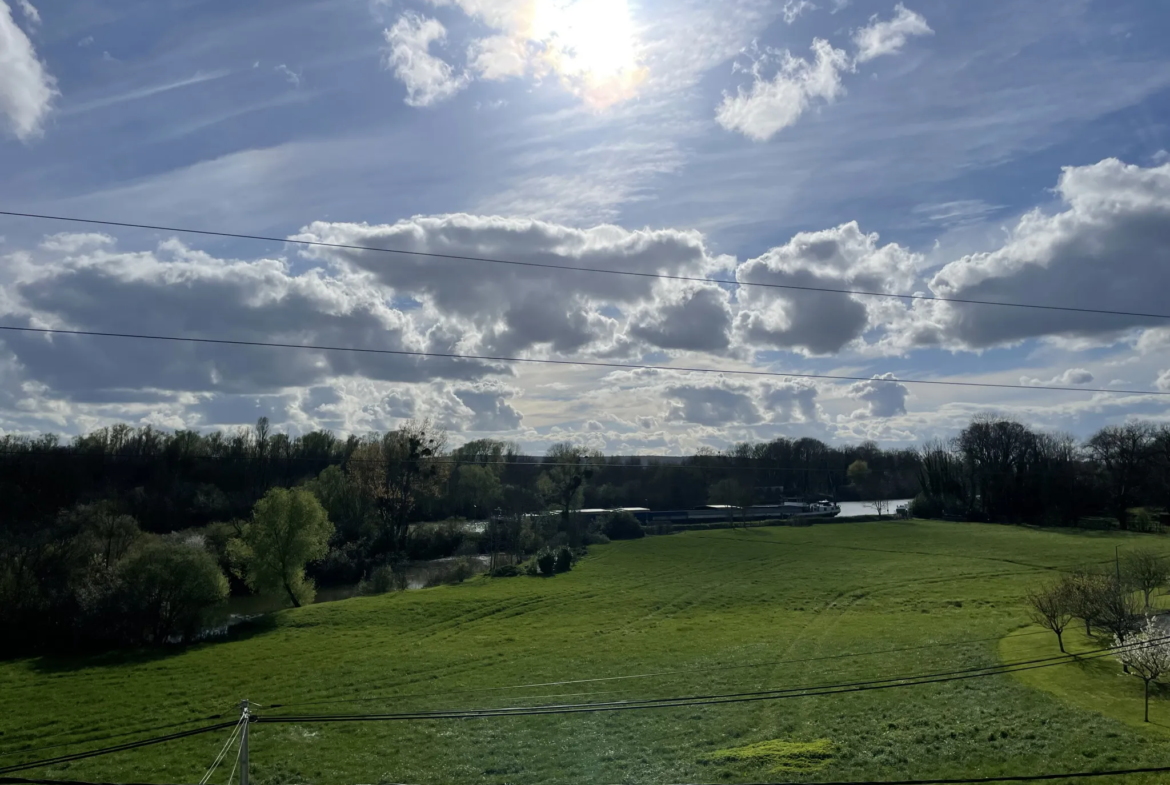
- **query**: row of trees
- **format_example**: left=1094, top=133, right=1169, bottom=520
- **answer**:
left=1027, top=550, right=1170, bottom=722
left=916, top=417, right=1170, bottom=528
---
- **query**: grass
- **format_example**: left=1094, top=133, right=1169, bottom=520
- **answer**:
left=5, top=521, right=1170, bottom=785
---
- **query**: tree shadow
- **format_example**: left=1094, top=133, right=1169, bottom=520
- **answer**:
left=27, top=614, right=280, bottom=674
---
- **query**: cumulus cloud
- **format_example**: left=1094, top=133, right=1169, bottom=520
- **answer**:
left=1157, top=370, right=1170, bottom=393
left=846, top=373, right=909, bottom=418
left=627, top=285, right=733, bottom=352
left=716, top=39, right=851, bottom=141
left=853, top=3, right=933, bottom=63
left=661, top=376, right=818, bottom=427
left=383, top=12, right=470, bottom=107
left=467, top=34, right=528, bottom=80
left=908, top=159, right=1170, bottom=350
left=292, top=214, right=727, bottom=358
left=0, top=0, right=57, bottom=140
left=1020, top=368, right=1094, bottom=387
left=0, top=235, right=505, bottom=403
left=733, top=221, right=921, bottom=355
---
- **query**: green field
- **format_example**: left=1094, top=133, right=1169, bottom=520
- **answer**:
left=4, top=521, right=1170, bottom=785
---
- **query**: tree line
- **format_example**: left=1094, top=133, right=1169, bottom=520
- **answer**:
left=3, top=413, right=1169, bottom=656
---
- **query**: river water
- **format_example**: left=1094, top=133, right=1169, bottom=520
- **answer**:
left=836, top=499, right=913, bottom=517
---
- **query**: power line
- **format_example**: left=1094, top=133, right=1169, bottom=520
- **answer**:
left=2, top=210, right=1166, bottom=323
left=268, top=630, right=1051, bottom=710
left=0, top=448, right=851, bottom=475
left=0, top=717, right=226, bottom=761
left=0, top=778, right=197, bottom=785
left=258, top=638, right=1148, bottom=724
left=1, top=325, right=1163, bottom=397
left=679, top=766, right=1170, bottom=784
left=0, top=723, right=237, bottom=776
left=7, top=767, right=1170, bottom=785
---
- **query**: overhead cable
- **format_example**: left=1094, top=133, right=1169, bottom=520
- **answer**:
left=1, top=210, right=1167, bottom=323
left=0, top=325, right=1163, bottom=397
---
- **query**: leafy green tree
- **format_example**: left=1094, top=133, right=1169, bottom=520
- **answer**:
left=348, top=420, right=449, bottom=555
left=234, top=487, right=334, bottom=607
left=455, top=464, right=503, bottom=518
left=847, top=459, right=871, bottom=487
left=114, top=536, right=229, bottom=645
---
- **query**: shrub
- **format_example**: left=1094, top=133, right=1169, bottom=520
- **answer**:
left=603, top=510, right=645, bottom=540
left=359, top=562, right=407, bottom=595
left=909, top=493, right=939, bottom=519
left=536, top=549, right=557, bottom=577
left=584, top=531, right=611, bottom=545
left=490, top=564, right=521, bottom=578
left=112, top=536, right=229, bottom=645
left=555, top=546, right=573, bottom=573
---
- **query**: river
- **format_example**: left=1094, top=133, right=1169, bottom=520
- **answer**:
left=836, top=499, right=913, bottom=517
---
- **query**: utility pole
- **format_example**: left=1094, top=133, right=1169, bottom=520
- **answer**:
left=239, top=700, right=250, bottom=785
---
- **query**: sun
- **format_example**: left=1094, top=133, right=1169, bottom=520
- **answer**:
left=529, top=0, right=647, bottom=106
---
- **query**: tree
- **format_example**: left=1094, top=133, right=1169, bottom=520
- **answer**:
left=1095, top=577, right=1142, bottom=642
left=1123, top=548, right=1170, bottom=609
left=847, top=460, right=871, bottom=487
left=348, top=420, right=449, bottom=555
left=1067, top=569, right=1111, bottom=636
left=1026, top=578, right=1074, bottom=652
left=1088, top=423, right=1156, bottom=531
left=541, top=443, right=595, bottom=544
left=1114, top=617, right=1170, bottom=722
left=454, top=464, right=503, bottom=519
left=114, top=536, right=229, bottom=645
left=235, top=487, right=334, bottom=607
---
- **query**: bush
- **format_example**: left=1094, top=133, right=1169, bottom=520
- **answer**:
left=490, top=564, right=521, bottom=578
left=603, top=510, right=645, bottom=540
left=359, top=562, right=407, bottom=595
left=584, top=531, right=610, bottom=545
left=536, top=549, right=557, bottom=577
left=909, top=493, right=939, bottom=519
left=111, top=536, right=229, bottom=645
left=555, top=546, right=573, bottom=573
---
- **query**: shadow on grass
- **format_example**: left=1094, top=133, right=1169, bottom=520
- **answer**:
left=27, top=613, right=281, bottom=674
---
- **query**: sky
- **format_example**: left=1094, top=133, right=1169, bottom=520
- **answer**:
left=1, top=0, right=1169, bottom=454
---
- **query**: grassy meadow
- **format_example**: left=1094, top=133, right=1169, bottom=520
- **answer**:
left=4, top=520, right=1170, bottom=785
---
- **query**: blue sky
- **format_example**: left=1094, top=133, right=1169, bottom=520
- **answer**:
left=1, top=0, right=1169, bottom=452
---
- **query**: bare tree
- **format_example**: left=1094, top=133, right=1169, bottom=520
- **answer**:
left=1067, top=569, right=1112, bottom=636
left=1113, top=617, right=1170, bottom=722
left=1027, top=579, right=1075, bottom=653
left=1123, top=549, right=1170, bottom=610
left=1088, top=423, right=1156, bottom=531
left=1095, top=577, right=1143, bottom=642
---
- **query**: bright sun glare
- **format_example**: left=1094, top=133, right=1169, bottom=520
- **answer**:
left=529, top=0, right=646, bottom=106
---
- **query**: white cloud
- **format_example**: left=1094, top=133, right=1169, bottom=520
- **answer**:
left=0, top=0, right=56, bottom=140
left=853, top=3, right=933, bottom=63
left=734, top=221, right=921, bottom=355
left=1157, top=370, right=1170, bottom=393
left=292, top=214, right=726, bottom=358
left=77, top=35, right=93, bottom=47
left=383, top=12, right=470, bottom=107
left=909, top=159, right=1170, bottom=350
left=1020, top=368, right=1094, bottom=387
left=716, top=38, right=851, bottom=141
left=15, top=0, right=37, bottom=24
left=846, top=373, right=910, bottom=418
left=467, top=34, right=527, bottom=80
left=782, top=0, right=816, bottom=24
left=274, top=64, right=301, bottom=88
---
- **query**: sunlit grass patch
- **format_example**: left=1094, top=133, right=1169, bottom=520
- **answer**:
left=705, top=738, right=834, bottom=772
